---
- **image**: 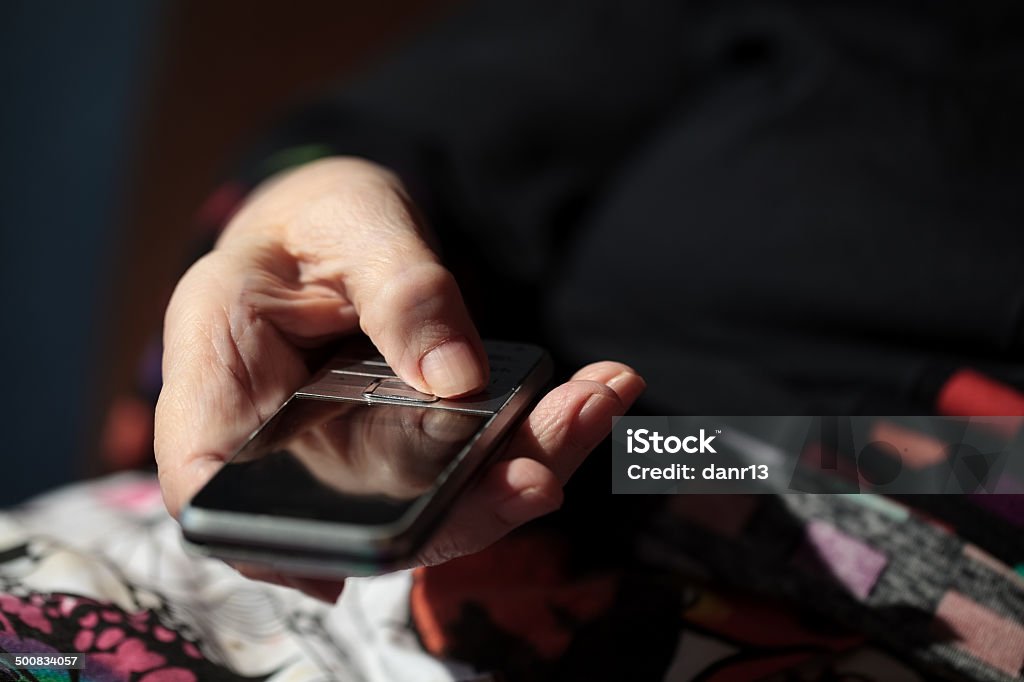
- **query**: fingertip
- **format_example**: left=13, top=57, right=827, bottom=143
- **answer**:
left=606, top=369, right=646, bottom=407
left=232, top=563, right=345, bottom=603
left=282, top=576, right=346, bottom=603
left=231, top=562, right=287, bottom=586
left=570, top=361, right=646, bottom=408
left=570, top=360, right=636, bottom=383
left=158, top=455, right=223, bottom=520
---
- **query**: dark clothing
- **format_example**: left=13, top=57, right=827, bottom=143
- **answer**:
left=247, top=0, right=1024, bottom=416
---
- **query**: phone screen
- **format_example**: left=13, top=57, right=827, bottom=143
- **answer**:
left=190, top=397, right=489, bottom=526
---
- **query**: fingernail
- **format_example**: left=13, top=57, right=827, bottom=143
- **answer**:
left=575, top=393, right=620, bottom=438
left=495, top=487, right=563, bottom=526
left=607, top=370, right=646, bottom=406
left=420, top=338, right=487, bottom=398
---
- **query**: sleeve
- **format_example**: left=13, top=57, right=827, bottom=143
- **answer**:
left=233, top=0, right=692, bottom=284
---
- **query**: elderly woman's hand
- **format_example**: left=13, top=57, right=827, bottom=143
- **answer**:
left=155, top=157, right=645, bottom=599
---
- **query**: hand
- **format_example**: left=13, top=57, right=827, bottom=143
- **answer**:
left=155, top=157, right=645, bottom=600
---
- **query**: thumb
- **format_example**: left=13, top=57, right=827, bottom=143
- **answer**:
left=355, top=261, right=488, bottom=398
left=268, top=158, right=489, bottom=397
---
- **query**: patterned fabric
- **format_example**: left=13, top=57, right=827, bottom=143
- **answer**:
left=12, top=469, right=1022, bottom=680
left=0, top=474, right=481, bottom=681
left=0, top=474, right=935, bottom=682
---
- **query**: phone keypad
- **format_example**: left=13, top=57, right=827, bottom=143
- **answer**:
left=363, top=378, right=439, bottom=403
left=296, top=340, right=546, bottom=414
left=329, top=359, right=397, bottom=379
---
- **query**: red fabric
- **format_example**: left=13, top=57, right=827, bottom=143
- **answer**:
left=411, top=532, right=618, bottom=660
left=936, top=369, right=1024, bottom=417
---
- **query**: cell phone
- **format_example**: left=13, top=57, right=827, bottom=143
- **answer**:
left=180, top=338, right=551, bottom=577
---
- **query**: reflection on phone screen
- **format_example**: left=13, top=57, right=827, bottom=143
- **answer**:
left=192, top=398, right=488, bottom=525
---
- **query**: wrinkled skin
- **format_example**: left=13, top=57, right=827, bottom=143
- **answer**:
left=155, top=158, right=645, bottom=600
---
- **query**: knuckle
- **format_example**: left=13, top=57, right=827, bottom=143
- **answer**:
left=577, top=380, right=622, bottom=404
left=359, top=262, right=454, bottom=336
left=383, top=262, right=455, bottom=314
left=417, top=529, right=476, bottom=567
left=530, top=389, right=577, bottom=449
left=285, top=195, right=358, bottom=268
left=535, top=381, right=620, bottom=452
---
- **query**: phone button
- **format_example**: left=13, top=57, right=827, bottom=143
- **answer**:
left=364, top=378, right=439, bottom=403
left=329, top=360, right=397, bottom=379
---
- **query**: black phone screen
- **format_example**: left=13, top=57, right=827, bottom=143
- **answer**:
left=190, top=397, right=489, bottom=526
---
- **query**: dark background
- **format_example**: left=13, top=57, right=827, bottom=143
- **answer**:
left=0, top=0, right=458, bottom=505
